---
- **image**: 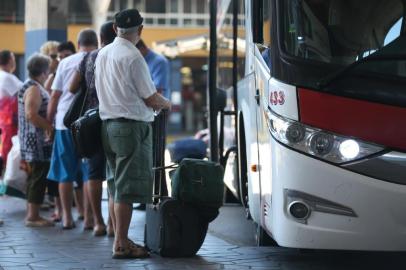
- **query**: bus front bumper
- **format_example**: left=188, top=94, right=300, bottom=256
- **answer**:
left=269, top=139, right=406, bottom=251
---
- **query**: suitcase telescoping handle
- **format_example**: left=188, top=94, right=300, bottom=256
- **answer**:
left=152, top=164, right=178, bottom=171
left=151, top=109, right=174, bottom=204
left=152, top=164, right=178, bottom=204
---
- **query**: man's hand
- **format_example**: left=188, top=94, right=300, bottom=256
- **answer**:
left=144, top=92, right=171, bottom=111
left=163, top=99, right=171, bottom=111
left=47, top=90, right=62, bottom=123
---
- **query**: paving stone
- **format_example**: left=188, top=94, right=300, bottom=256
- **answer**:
left=2, top=267, right=33, bottom=270
left=0, top=249, right=16, bottom=256
left=0, top=263, right=26, bottom=268
left=0, top=255, right=33, bottom=260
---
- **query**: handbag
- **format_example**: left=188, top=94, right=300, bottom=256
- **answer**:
left=0, top=136, right=27, bottom=199
left=63, top=53, right=89, bottom=128
left=71, top=108, right=102, bottom=158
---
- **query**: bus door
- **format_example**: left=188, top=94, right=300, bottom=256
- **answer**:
left=254, top=45, right=272, bottom=230
left=252, top=0, right=273, bottom=231
left=234, top=0, right=262, bottom=223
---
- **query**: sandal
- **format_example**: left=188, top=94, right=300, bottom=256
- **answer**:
left=84, top=225, right=94, bottom=231
left=62, top=222, right=76, bottom=230
left=127, top=239, right=143, bottom=249
left=93, top=225, right=107, bottom=237
left=51, top=213, right=61, bottom=223
left=107, top=226, right=115, bottom=237
left=83, top=217, right=94, bottom=230
left=112, top=244, right=149, bottom=259
left=25, top=219, right=54, bottom=227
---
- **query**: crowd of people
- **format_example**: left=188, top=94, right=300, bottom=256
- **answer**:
left=0, top=8, right=171, bottom=259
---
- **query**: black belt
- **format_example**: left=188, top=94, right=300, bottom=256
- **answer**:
left=106, top=118, right=150, bottom=123
left=116, top=117, right=134, bottom=122
left=106, top=118, right=134, bottom=122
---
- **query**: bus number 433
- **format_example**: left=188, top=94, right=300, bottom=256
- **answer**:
left=269, top=91, right=285, bottom=106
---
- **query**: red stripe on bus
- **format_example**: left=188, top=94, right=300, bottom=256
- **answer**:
left=298, top=88, right=406, bottom=150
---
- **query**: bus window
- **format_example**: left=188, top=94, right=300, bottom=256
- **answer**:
left=217, top=2, right=234, bottom=91
left=283, top=0, right=331, bottom=63
left=384, top=18, right=402, bottom=45
left=279, top=0, right=406, bottom=101
left=237, top=0, right=246, bottom=80
left=260, top=0, right=272, bottom=69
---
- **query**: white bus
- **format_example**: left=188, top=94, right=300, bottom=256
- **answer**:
left=210, top=0, right=406, bottom=250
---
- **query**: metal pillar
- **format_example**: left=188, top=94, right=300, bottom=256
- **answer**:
left=208, top=0, right=219, bottom=162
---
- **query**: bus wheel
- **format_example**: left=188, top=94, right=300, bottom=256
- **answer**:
left=223, top=186, right=240, bottom=204
left=254, top=222, right=278, bottom=246
left=245, top=207, right=252, bottom=220
left=238, top=116, right=249, bottom=208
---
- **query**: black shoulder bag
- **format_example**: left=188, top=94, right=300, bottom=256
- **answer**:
left=63, top=53, right=89, bottom=128
left=71, top=108, right=102, bottom=158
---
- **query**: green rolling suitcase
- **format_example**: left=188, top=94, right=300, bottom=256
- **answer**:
left=171, top=158, right=225, bottom=208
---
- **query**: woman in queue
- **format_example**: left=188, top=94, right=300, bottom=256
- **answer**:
left=18, top=54, right=54, bottom=227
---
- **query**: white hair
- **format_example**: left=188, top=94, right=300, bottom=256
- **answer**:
left=117, top=26, right=139, bottom=36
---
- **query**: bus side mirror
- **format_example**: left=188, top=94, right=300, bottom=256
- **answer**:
left=252, top=0, right=264, bottom=44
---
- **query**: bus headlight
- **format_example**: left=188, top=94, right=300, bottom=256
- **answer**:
left=266, top=110, right=384, bottom=164
left=339, top=139, right=360, bottom=159
left=309, top=132, right=334, bottom=156
left=286, top=123, right=305, bottom=143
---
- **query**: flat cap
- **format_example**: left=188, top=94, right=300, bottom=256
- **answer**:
left=114, top=9, right=143, bottom=28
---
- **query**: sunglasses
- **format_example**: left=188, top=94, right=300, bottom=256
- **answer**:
left=50, top=54, right=58, bottom=60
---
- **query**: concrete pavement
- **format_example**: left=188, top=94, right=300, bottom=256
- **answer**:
left=0, top=196, right=405, bottom=270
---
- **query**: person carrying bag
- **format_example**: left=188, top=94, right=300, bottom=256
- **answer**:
left=63, top=53, right=90, bottom=128
left=66, top=51, right=102, bottom=159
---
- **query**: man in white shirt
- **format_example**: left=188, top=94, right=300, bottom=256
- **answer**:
left=47, top=29, right=98, bottom=230
left=0, top=50, right=23, bottom=167
left=95, top=9, right=171, bottom=259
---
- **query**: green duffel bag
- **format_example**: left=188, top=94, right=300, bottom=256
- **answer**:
left=171, top=158, right=225, bottom=208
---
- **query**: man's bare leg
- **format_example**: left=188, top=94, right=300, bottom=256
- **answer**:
left=73, top=187, right=84, bottom=220
left=88, top=179, right=105, bottom=234
left=59, top=182, right=74, bottom=228
left=53, top=196, right=62, bottom=221
left=108, top=197, right=115, bottom=236
left=113, top=202, right=132, bottom=250
left=83, top=182, right=93, bottom=229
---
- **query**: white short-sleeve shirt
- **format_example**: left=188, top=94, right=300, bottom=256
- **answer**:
left=0, top=70, right=23, bottom=98
left=51, top=52, right=87, bottom=130
left=95, top=37, right=156, bottom=122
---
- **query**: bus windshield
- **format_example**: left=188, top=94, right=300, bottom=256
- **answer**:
left=280, top=0, right=406, bottom=92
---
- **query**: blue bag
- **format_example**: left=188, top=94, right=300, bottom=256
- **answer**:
left=167, top=138, right=207, bottom=163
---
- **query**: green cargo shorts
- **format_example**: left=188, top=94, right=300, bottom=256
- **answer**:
left=102, top=119, right=153, bottom=204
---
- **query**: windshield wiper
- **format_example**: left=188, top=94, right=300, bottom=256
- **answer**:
left=317, top=54, right=406, bottom=89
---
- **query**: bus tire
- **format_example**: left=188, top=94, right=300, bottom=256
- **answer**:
left=254, top=222, right=278, bottom=246
left=223, top=186, right=240, bottom=204
left=237, top=114, right=249, bottom=208
left=245, top=206, right=252, bottom=220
